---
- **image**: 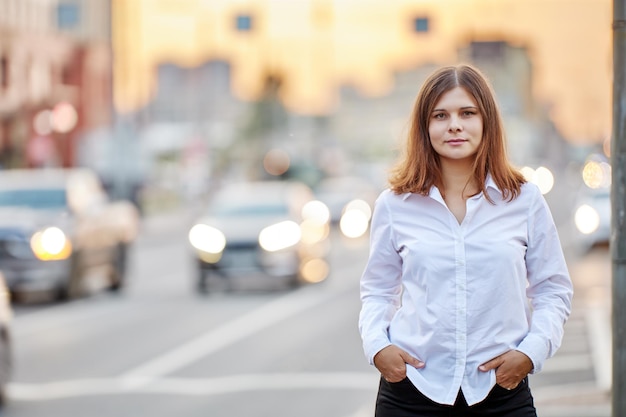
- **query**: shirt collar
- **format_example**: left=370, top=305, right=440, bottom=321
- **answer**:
left=484, top=173, right=500, bottom=193
left=400, top=173, right=501, bottom=202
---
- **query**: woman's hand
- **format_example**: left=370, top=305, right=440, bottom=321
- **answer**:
left=479, top=350, right=534, bottom=390
left=373, top=345, right=425, bottom=383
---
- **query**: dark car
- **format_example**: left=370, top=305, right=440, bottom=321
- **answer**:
left=0, top=168, right=140, bottom=301
left=188, top=181, right=330, bottom=293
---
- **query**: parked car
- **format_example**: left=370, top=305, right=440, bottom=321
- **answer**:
left=0, top=168, right=140, bottom=301
left=188, top=181, right=330, bottom=293
left=0, top=272, right=11, bottom=407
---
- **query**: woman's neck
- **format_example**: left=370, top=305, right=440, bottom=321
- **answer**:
left=440, top=159, right=477, bottom=199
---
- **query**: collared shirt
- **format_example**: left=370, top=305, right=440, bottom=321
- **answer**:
left=358, top=177, right=573, bottom=406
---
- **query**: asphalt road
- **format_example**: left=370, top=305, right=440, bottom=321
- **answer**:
left=3, top=205, right=613, bottom=417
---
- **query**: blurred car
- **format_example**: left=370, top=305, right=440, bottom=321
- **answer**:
left=188, top=181, right=330, bottom=293
left=0, top=168, right=140, bottom=301
left=0, top=272, right=11, bottom=407
left=314, top=176, right=378, bottom=238
left=574, top=186, right=610, bottom=249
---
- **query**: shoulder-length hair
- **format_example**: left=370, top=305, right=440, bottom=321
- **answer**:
left=388, top=64, right=525, bottom=203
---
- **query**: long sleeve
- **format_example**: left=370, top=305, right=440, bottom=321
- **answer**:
left=358, top=190, right=404, bottom=364
left=516, top=188, right=573, bottom=373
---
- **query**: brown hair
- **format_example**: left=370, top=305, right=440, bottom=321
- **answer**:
left=388, top=64, right=525, bottom=202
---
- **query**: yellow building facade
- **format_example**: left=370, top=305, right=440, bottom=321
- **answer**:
left=113, top=0, right=612, bottom=145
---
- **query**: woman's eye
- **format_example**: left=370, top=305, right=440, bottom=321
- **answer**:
left=433, top=113, right=446, bottom=119
left=463, top=111, right=476, bottom=116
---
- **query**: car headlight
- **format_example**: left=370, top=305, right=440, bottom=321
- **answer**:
left=30, top=227, right=72, bottom=261
left=189, top=224, right=226, bottom=254
left=575, top=204, right=600, bottom=235
left=300, top=219, right=329, bottom=244
left=259, top=221, right=301, bottom=252
left=301, top=200, right=330, bottom=225
left=340, top=199, right=372, bottom=238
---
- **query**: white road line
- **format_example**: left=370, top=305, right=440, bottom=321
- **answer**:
left=345, top=405, right=374, bottom=417
left=9, top=373, right=608, bottom=405
left=8, top=372, right=379, bottom=401
left=119, top=277, right=355, bottom=388
left=585, top=305, right=612, bottom=390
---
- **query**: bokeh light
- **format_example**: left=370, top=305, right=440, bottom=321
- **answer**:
left=300, top=258, right=329, bottom=284
left=575, top=204, right=600, bottom=235
left=520, top=166, right=554, bottom=195
left=33, top=110, right=53, bottom=135
left=263, top=149, right=290, bottom=176
left=302, top=200, right=330, bottom=225
left=582, top=156, right=611, bottom=189
left=51, top=102, right=78, bottom=133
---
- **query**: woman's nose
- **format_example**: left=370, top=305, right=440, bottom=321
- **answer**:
left=448, top=116, right=462, bottom=132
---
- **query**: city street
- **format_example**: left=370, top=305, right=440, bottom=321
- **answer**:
left=2, top=201, right=613, bottom=417
left=0, top=1, right=617, bottom=416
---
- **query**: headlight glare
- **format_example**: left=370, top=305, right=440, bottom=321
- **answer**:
left=340, top=199, right=372, bottom=239
left=302, top=200, right=330, bottom=225
left=575, top=204, right=600, bottom=235
left=259, top=221, right=301, bottom=252
left=189, top=224, right=226, bottom=254
left=30, top=227, right=72, bottom=260
left=300, top=219, right=329, bottom=244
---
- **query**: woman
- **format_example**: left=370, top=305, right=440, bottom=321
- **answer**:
left=358, top=64, right=573, bottom=416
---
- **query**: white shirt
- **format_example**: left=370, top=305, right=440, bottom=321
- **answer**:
left=358, top=176, right=573, bottom=406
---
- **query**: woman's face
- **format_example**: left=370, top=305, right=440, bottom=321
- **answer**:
left=428, top=86, right=483, bottom=164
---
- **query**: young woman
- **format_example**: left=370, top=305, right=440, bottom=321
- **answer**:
left=358, top=64, right=573, bottom=416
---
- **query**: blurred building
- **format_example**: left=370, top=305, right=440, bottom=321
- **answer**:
left=113, top=0, right=611, bottom=148
left=138, top=41, right=571, bottom=190
left=0, top=0, right=112, bottom=169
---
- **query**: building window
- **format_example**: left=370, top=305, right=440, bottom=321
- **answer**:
left=0, top=57, right=8, bottom=89
left=413, top=17, right=429, bottom=33
left=235, top=14, right=253, bottom=32
left=57, top=3, right=80, bottom=29
left=470, top=41, right=506, bottom=62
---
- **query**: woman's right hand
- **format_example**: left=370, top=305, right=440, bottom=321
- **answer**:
left=373, top=345, right=425, bottom=383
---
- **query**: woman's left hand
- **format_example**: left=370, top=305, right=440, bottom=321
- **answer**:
left=478, top=350, right=534, bottom=390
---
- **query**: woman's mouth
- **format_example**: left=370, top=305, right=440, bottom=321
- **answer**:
left=446, top=139, right=467, bottom=144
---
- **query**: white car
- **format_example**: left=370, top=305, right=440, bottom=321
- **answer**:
left=0, top=272, right=12, bottom=407
left=189, top=181, right=330, bottom=293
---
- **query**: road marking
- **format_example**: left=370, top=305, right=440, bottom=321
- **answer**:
left=8, top=373, right=608, bottom=405
left=585, top=305, right=612, bottom=390
left=8, top=372, right=379, bottom=401
left=119, top=271, right=356, bottom=388
left=344, top=404, right=374, bottom=417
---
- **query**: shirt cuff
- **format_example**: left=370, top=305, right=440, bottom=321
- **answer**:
left=366, top=340, right=392, bottom=366
left=516, top=334, right=549, bottom=373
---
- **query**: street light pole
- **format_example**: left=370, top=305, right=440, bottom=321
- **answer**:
left=613, top=0, right=626, bottom=415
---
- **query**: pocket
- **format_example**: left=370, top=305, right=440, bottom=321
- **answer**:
left=493, top=376, right=528, bottom=394
left=387, top=377, right=410, bottom=385
left=379, top=376, right=432, bottom=406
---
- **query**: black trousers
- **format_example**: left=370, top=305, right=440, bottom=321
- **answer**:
left=375, top=376, right=537, bottom=417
